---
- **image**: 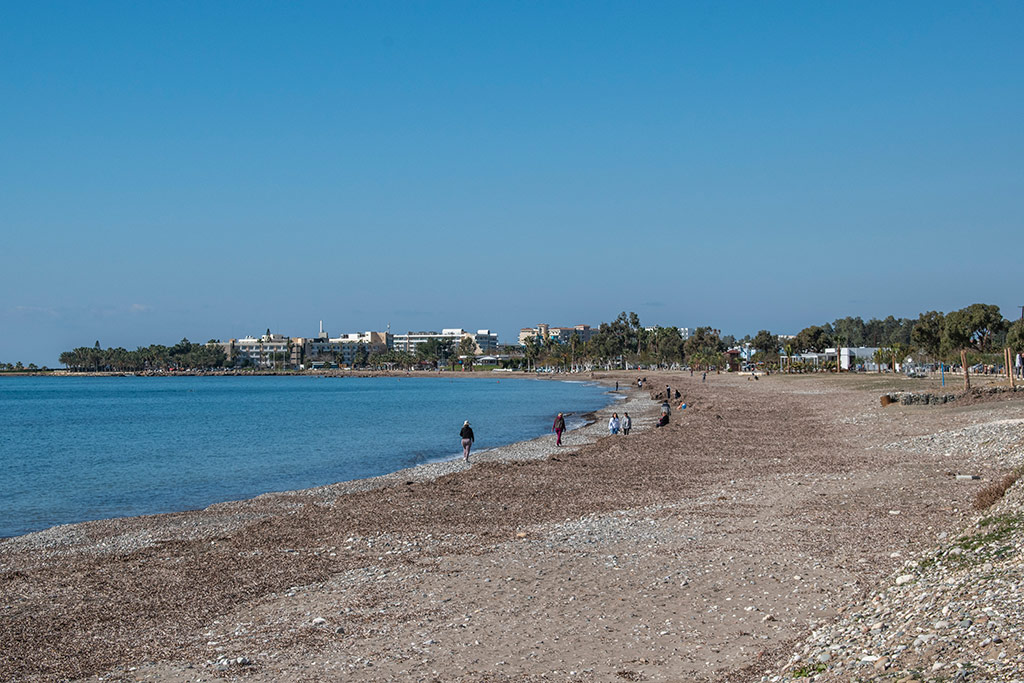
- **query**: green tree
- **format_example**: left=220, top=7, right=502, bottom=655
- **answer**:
left=793, top=325, right=832, bottom=353
left=873, top=347, right=890, bottom=373
left=352, top=343, right=369, bottom=368
left=832, top=317, right=866, bottom=347
left=1007, top=320, right=1024, bottom=353
left=684, top=327, right=723, bottom=370
left=911, top=311, right=945, bottom=359
left=522, top=334, right=540, bottom=372
left=943, top=303, right=1007, bottom=390
left=458, top=335, right=478, bottom=371
left=649, top=326, right=685, bottom=366
left=751, top=330, right=779, bottom=362
left=890, top=342, right=912, bottom=373
left=416, top=338, right=443, bottom=368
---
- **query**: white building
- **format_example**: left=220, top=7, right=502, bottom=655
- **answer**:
left=226, top=334, right=290, bottom=368
left=297, top=324, right=391, bottom=367
left=643, top=325, right=691, bottom=340
left=392, top=329, right=498, bottom=356
left=519, top=324, right=593, bottom=345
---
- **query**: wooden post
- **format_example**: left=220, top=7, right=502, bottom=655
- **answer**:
left=1008, top=347, right=1016, bottom=388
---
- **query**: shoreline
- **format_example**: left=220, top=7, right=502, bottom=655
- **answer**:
left=0, top=378, right=651, bottom=545
left=288, top=386, right=656, bottom=502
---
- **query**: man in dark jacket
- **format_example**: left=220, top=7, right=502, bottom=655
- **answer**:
left=461, top=421, right=475, bottom=461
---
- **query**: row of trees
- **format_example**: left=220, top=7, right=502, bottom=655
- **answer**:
left=58, top=339, right=227, bottom=372
left=517, top=312, right=724, bottom=371
left=780, top=307, right=1022, bottom=359
left=781, top=303, right=1024, bottom=388
left=0, top=362, right=44, bottom=371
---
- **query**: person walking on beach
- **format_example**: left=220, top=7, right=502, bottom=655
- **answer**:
left=622, top=412, right=632, bottom=435
left=608, top=413, right=620, bottom=435
left=460, top=420, right=475, bottom=462
left=702, top=371, right=706, bottom=383
left=552, top=412, right=566, bottom=446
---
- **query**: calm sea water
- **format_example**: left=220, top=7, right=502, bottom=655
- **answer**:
left=0, top=375, right=614, bottom=538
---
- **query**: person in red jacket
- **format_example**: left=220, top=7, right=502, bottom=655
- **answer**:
left=552, top=412, right=566, bottom=446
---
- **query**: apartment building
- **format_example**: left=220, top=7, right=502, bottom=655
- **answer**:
left=220, top=323, right=496, bottom=367
left=296, top=329, right=391, bottom=367
left=392, top=329, right=499, bottom=356
left=223, top=333, right=291, bottom=368
left=519, top=324, right=593, bottom=345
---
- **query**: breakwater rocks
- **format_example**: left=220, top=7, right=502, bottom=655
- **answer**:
left=883, top=385, right=1024, bottom=407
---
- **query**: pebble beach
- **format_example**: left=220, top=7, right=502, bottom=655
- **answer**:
left=2, top=371, right=1024, bottom=682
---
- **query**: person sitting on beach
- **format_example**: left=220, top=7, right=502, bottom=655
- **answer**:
left=608, top=413, right=620, bottom=435
left=657, top=413, right=669, bottom=428
left=622, top=412, right=632, bottom=435
left=552, top=412, right=566, bottom=446
left=460, top=420, right=475, bottom=462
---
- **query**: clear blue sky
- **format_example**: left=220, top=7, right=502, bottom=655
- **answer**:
left=2, top=2, right=1022, bottom=366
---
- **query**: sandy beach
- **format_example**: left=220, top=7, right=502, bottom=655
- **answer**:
left=3, top=371, right=1024, bottom=682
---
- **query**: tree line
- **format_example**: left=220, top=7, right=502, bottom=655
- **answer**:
left=772, top=303, right=1024, bottom=388
left=784, top=304, right=1022, bottom=362
left=58, top=339, right=227, bottom=372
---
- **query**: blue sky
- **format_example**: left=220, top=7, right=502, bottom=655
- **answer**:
left=2, top=2, right=1022, bottom=365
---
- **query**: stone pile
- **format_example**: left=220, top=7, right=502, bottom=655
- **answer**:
left=882, top=391, right=959, bottom=406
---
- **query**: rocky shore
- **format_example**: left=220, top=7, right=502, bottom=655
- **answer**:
left=2, top=372, right=1023, bottom=682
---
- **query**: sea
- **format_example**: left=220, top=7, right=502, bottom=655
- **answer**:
left=0, top=375, right=615, bottom=539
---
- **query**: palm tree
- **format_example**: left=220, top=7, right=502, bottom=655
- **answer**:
left=458, top=336, right=477, bottom=371
left=523, top=335, right=540, bottom=372
left=890, top=342, right=910, bottom=374
left=873, top=348, right=890, bottom=373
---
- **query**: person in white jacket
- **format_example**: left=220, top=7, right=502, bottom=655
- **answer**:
left=608, top=413, right=620, bottom=435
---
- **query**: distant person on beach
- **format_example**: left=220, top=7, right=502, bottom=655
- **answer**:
left=622, top=412, right=632, bottom=435
left=702, top=371, right=706, bottom=383
left=552, top=412, right=566, bottom=446
left=608, top=413, right=620, bottom=435
left=661, top=400, right=671, bottom=416
left=665, top=385, right=671, bottom=400
left=637, top=378, right=642, bottom=390
left=460, top=420, right=474, bottom=462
